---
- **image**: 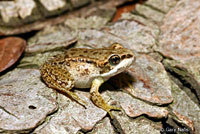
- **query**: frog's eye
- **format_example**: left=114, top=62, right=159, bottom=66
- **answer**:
left=109, top=55, right=120, bottom=65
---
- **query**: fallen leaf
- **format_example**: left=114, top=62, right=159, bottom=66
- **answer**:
left=0, top=37, right=26, bottom=72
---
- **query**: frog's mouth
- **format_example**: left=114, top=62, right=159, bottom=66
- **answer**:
left=100, top=57, right=134, bottom=79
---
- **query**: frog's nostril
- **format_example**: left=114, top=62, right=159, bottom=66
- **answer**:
left=127, top=54, right=133, bottom=58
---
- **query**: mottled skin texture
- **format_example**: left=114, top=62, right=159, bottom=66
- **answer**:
left=41, top=43, right=135, bottom=118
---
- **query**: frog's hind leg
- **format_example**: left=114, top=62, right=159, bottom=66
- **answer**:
left=90, top=77, right=121, bottom=119
left=41, top=63, right=87, bottom=107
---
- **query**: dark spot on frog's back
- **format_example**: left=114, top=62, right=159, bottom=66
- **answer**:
left=72, top=59, right=77, bottom=62
left=70, top=52, right=75, bottom=56
left=57, top=60, right=65, bottom=65
left=70, top=49, right=76, bottom=51
left=104, top=61, right=108, bottom=66
left=78, top=58, right=85, bottom=62
left=65, top=55, right=69, bottom=58
left=83, top=50, right=88, bottom=53
left=86, top=60, right=93, bottom=64
left=93, top=52, right=98, bottom=55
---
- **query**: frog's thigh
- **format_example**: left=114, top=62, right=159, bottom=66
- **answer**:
left=41, top=64, right=86, bottom=106
left=90, top=77, right=121, bottom=119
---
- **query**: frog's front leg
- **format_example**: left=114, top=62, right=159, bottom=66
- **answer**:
left=41, top=63, right=86, bottom=107
left=90, top=77, right=121, bottom=119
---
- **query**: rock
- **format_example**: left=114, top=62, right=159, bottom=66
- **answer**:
left=0, top=69, right=57, bottom=133
left=1, top=0, right=200, bottom=133
left=35, top=92, right=106, bottom=134
left=110, top=54, right=173, bottom=105
left=156, top=0, right=200, bottom=102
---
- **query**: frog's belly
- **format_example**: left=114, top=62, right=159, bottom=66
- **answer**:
left=73, top=75, right=95, bottom=88
left=67, top=62, right=101, bottom=88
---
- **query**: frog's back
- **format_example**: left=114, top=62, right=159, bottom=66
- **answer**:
left=41, top=43, right=134, bottom=88
left=66, top=47, right=132, bottom=60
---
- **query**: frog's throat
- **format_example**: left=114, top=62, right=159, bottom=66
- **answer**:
left=100, top=57, right=134, bottom=78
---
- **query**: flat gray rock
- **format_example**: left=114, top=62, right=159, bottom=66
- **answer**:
left=76, top=19, right=158, bottom=53
left=145, top=0, right=178, bottom=13
left=0, top=0, right=126, bottom=35
left=169, top=80, right=200, bottom=134
left=108, top=91, right=168, bottom=118
left=2, top=0, right=199, bottom=133
left=110, top=54, right=173, bottom=105
left=135, top=4, right=164, bottom=23
left=156, top=0, right=200, bottom=101
left=0, top=69, right=57, bottom=133
left=26, top=25, right=76, bottom=53
left=87, top=117, right=115, bottom=134
left=105, top=19, right=158, bottom=53
left=112, top=112, right=162, bottom=134
left=35, top=91, right=106, bottom=134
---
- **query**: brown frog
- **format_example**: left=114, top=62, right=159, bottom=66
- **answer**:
left=40, top=43, right=135, bottom=118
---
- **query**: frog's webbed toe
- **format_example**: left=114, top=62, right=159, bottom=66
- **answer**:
left=107, top=106, right=121, bottom=119
left=41, top=63, right=87, bottom=107
left=102, top=105, right=121, bottom=119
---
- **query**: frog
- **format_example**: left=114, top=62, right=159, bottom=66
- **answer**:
left=40, top=43, right=135, bottom=119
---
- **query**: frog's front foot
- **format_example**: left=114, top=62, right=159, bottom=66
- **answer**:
left=90, top=92, right=121, bottom=119
left=90, top=77, right=122, bottom=119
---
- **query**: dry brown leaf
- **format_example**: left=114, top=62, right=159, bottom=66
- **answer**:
left=0, top=37, right=26, bottom=72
